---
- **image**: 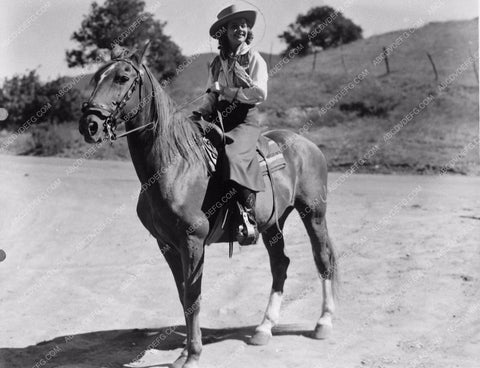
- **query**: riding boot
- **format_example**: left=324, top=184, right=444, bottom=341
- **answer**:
left=236, top=186, right=259, bottom=246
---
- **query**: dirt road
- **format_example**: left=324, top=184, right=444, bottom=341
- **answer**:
left=0, top=155, right=478, bottom=368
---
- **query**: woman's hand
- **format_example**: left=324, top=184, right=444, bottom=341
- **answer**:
left=207, top=82, right=239, bottom=102
left=207, top=81, right=224, bottom=95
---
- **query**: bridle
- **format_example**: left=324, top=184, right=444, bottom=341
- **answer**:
left=81, top=57, right=209, bottom=142
left=81, top=58, right=153, bottom=142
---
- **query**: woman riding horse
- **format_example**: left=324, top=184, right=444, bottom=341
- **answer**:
left=79, top=5, right=337, bottom=368
left=193, top=5, right=268, bottom=245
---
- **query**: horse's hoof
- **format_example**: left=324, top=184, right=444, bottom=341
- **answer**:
left=249, top=330, right=271, bottom=345
left=182, top=359, right=200, bottom=368
left=313, top=323, right=332, bottom=339
left=171, top=354, right=187, bottom=368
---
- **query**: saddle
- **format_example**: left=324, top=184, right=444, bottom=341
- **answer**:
left=193, top=118, right=287, bottom=251
left=195, top=119, right=286, bottom=176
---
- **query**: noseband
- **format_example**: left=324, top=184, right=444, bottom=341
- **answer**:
left=81, top=58, right=144, bottom=141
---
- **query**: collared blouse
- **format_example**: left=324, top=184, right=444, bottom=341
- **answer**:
left=199, top=42, right=268, bottom=116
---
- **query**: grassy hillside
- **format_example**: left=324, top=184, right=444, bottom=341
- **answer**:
left=173, top=18, right=479, bottom=174
left=1, top=19, right=478, bottom=174
left=258, top=18, right=479, bottom=174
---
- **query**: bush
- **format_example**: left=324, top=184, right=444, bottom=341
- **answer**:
left=28, top=123, right=70, bottom=156
left=0, top=70, right=83, bottom=129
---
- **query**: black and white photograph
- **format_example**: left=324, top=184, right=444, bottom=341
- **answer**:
left=0, top=0, right=478, bottom=367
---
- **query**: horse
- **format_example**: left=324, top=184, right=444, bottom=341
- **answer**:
left=78, top=43, right=338, bottom=368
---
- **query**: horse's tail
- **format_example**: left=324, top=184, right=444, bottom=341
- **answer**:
left=299, top=210, right=339, bottom=299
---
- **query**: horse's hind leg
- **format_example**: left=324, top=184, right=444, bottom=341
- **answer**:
left=298, top=203, right=337, bottom=339
left=250, top=213, right=292, bottom=346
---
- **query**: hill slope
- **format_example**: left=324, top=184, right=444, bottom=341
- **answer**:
left=1, top=19, right=478, bottom=174
left=175, top=18, right=479, bottom=174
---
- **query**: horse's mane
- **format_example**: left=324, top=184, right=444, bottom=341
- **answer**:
left=142, top=65, right=206, bottom=171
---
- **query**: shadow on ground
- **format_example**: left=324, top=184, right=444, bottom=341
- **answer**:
left=0, top=325, right=313, bottom=368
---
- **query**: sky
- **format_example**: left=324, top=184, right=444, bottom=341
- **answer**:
left=0, top=0, right=478, bottom=80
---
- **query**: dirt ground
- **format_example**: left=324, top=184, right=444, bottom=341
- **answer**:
left=0, top=155, right=478, bottom=368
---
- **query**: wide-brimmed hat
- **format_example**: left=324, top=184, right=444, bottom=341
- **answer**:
left=209, top=5, right=257, bottom=38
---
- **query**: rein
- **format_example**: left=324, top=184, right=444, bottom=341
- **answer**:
left=82, top=58, right=208, bottom=142
left=115, top=92, right=208, bottom=139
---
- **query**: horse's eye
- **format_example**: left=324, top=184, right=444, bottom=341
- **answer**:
left=115, top=75, right=130, bottom=84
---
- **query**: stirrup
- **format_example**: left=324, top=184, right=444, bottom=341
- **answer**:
left=237, top=209, right=259, bottom=246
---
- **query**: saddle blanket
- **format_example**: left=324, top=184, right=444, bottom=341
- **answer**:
left=257, top=136, right=287, bottom=175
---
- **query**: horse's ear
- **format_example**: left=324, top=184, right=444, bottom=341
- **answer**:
left=111, top=44, right=126, bottom=59
left=131, top=40, right=150, bottom=64
left=98, top=48, right=110, bottom=62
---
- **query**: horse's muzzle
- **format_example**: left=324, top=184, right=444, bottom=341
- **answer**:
left=79, top=113, right=104, bottom=143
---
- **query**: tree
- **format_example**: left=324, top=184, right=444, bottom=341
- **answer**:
left=0, top=70, right=45, bottom=127
left=42, top=77, right=83, bottom=124
left=0, top=71, right=84, bottom=128
left=279, top=6, right=363, bottom=56
left=66, top=0, right=185, bottom=81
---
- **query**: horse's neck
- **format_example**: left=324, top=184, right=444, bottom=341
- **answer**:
left=125, top=70, right=202, bottom=190
left=125, top=74, right=162, bottom=184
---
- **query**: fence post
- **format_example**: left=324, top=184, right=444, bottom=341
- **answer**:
left=312, top=49, right=318, bottom=72
left=426, top=52, right=438, bottom=82
left=382, top=46, right=390, bottom=75
left=341, top=53, right=348, bottom=75
left=469, top=49, right=479, bottom=84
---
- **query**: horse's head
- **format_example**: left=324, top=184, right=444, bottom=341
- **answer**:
left=79, top=43, right=150, bottom=143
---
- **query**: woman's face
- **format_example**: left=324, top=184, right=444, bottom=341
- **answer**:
left=227, top=18, right=249, bottom=48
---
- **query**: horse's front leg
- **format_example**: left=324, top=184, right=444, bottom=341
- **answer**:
left=178, top=234, right=205, bottom=368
